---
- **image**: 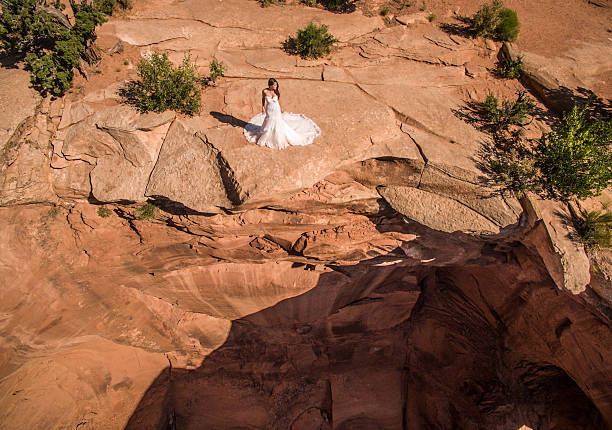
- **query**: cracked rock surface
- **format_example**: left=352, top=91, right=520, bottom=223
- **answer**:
left=0, top=0, right=611, bottom=429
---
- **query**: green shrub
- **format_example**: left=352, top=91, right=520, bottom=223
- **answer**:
left=257, top=0, right=274, bottom=6
left=0, top=0, right=128, bottom=95
left=137, top=203, right=156, bottom=220
left=427, top=13, right=436, bottom=22
left=574, top=204, right=612, bottom=249
left=293, top=23, right=337, bottom=59
left=320, top=0, right=354, bottom=12
left=125, top=52, right=203, bottom=115
left=534, top=105, right=612, bottom=201
left=481, top=92, right=534, bottom=129
left=97, top=206, right=113, bottom=218
left=471, top=0, right=519, bottom=42
left=380, top=7, right=389, bottom=16
left=301, top=0, right=318, bottom=6
left=499, top=55, right=522, bottom=79
left=209, top=57, right=226, bottom=84
left=496, top=8, right=519, bottom=41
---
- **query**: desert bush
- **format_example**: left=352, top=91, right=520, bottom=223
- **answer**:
left=482, top=146, right=540, bottom=196
left=47, top=206, right=60, bottom=218
left=209, top=57, right=226, bottom=84
left=97, top=206, right=112, bottom=218
left=471, top=0, right=519, bottom=42
left=573, top=204, right=612, bottom=249
left=499, top=55, right=522, bottom=79
left=534, top=105, right=612, bottom=201
left=293, top=23, right=337, bottom=59
left=0, top=0, right=128, bottom=95
left=380, top=7, right=389, bottom=16
left=481, top=92, right=534, bottom=129
left=319, top=0, right=354, bottom=12
left=137, top=203, right=156, bottom=220
left=427, top=13, right=436, bottom=22
left=124, top=52, right=203, bottom=115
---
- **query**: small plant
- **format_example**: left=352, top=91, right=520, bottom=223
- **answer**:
left=420, top=3, right=426, bottom=11
left=573, top=203, right=612, bottom=248
left=115, top=67, right=121, bottom=72
left=499, top=55, right=522, bottom=79
left=123, top=59, right=130, bottom=65
left=97, top=206, right=113, bottom=218
left=137, top=203, right=156, bottom=220
left=292, top=23, right=337, bottom=59
left=481, top=92, right=534, bottom=129
left=319, top=0, right=355, bottom=12
left=209, top=57, right=226, bottom=84
left=47, top=207, right=59, bottom=218
left=427, top=13, right=436, bottom=22
left=471, top=0, right=520, bottom=42
left=480, top=142, right=540, bottom=196
left=301, top=0, right=318, bottom=6
left=257, top=0, right=274, bottom=6
left=380, top=7, right=389, bottom=16
left=94, top=69, right=102, bottom=74
left=122, top=52, right=203, bottom=115
left=534, top=105, right=612, bottom=201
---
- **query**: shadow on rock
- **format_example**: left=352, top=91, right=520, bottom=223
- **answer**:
left=124, top=217, right=609, bottom=430
left=210, top=111, right=248, bottom=129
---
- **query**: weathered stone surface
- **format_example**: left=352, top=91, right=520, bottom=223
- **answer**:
left=419, top=165, right=521, bottom=228
left=379, top=185, right=499, bottom=233
left=145, top=121, right=234, bottom=212
left=0, top=141, right=54, bottom=206
left=396, top=11, right=429, bottom=26
left=0, top=68, right=40, bottom=149
left=50, top=160, right=93, bottom=199
left=521, top=194, right=591, bottom=294
left=503, top=41, right=612, bottom=114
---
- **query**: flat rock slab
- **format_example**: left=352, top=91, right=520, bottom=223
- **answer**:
left=378, top=185, right=499, bottom=234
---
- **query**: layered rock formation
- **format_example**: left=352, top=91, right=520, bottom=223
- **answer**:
left=0, top=0, right=611, bottom=429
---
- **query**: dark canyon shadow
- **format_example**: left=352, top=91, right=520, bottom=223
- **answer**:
left=125, top=219, right=609, bottom=430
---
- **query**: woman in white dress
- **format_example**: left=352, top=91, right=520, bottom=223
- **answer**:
left=244, top=78, right=321, bottom=150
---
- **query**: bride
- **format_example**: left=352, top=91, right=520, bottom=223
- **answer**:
left=244, top=78, right=321, bottom=150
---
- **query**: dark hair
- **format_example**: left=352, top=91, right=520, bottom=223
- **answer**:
left=268, top=78, right=280, bottom=98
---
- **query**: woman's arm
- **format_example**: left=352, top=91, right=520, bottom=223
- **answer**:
left=261, top=90, right=266, bottom=114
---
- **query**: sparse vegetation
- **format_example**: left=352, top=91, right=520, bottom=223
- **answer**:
left=290, top=22, right=337, bottom=59
left=534, top=105, right=612, bottom=201
left=471, top=0, right=520, bottom=42
left=137, top=203, right=156, bottom=220
left=478, top=101, right=612, bottom=202
left=120, top=52, right=203, bottom=115
left=47, top=206, right=59, bottom=218
left=123, top=59, right=129, bottom=66
left=380, top=7, right=389, bottom=16
left=208, top=57, right=226, bottom=84
left=0, top=0, right=131, bottom=96
left=97, top=206, right=112, bottom=218
left=481, top=92, right=535, bottom=129
left=427, top=13, right=436, bottom=22
left=298, top=0, right=354, bottom=12
left=499, top=55, right=522, bottom=79
left=573, top=203, right=612, bottom=249
left=319, top=0, right=355, bottom=12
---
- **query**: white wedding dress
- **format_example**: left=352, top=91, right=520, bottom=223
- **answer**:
left=243, top=95, right=321, bottom=150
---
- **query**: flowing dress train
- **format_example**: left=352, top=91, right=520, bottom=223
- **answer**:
left=243, top=95, right=320, bottom=150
